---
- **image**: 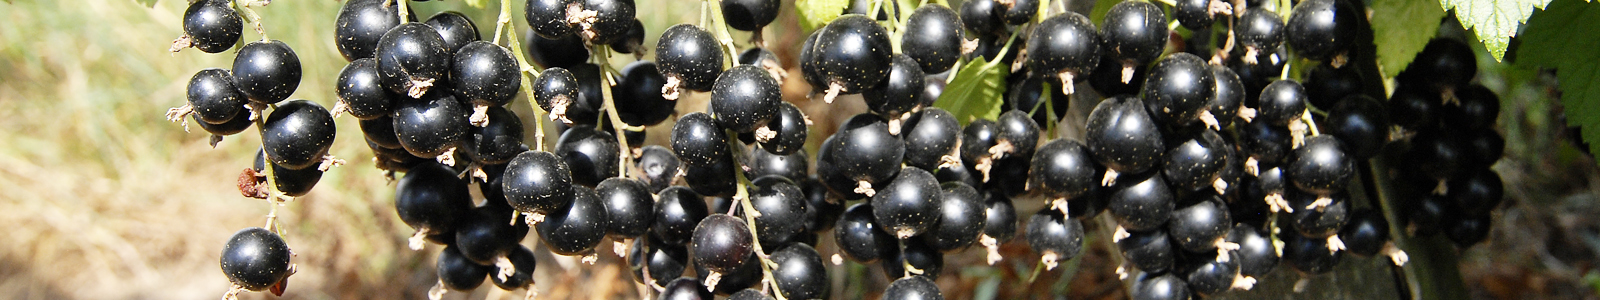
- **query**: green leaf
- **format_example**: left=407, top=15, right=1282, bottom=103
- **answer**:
left=1089, top=0, right=1118, bottom=24
left=933, top=56, right=1008, bottom=125
left=464, top=0, right=488, bottom=8
left=796, top=0, right=850, bottom=32
left=1517, top=0, right=1600, bottom=156
left=1440, top=0, right=1554, bottom=61
left=133, top=0, right=156, bottom=8
left=1371, top=0, right=1446, bottom=77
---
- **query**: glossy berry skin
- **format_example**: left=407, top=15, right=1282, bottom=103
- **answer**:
left=1030, top=139, right=1098, bottom=200
left=657, top=24, right=723, bottom=92
left=872, top=167, right=941, bottom=238
left=336, top=58, right=396, bottom=120
left=959, top=119, right=999, bottom=169
left=695, top=249, right=763, bottom=295
left=1340, top=208, right=1389, bottom=257
left=183, top=0, right=242, bottom=54
left=437, top=245, right=491, bottom=291
left=612, top=61, right=675, bottom=126
left=711, top=65, right=782, bottom=133
left=525, top=0, right=576, bottom=39
left=1324, top=95, right=1389, bottom=160
left=864, top=55, right=926, bottom=118
left=335, top=0, right=407, bottom=61
left=801, top=177, right=844, bottom=233
left=1167, top=198, right=1231, bottom=252
left=901, top=5, right=964, bottom=73
left=1163, top=129, right=1229, bottom=192
left=660, top=277, right=715, bottom=300
left=609, top=19, right=647, bottom=54
left=524, top=32, right=590, bottom=69
left=729, top=289, right=773, bottom=300
left=1181, top=250, right=1241, bottom=296
left=463, top=107, right=524, bottom=165
left=811, top=15, right=895, bottom=94
left=597, top=178, right=654, bottom=238
left=232, top=40, right=302, bottom=104
left=1238, top=119, right=1292, bottom=164
left=982, top=191, right=1019, bottom=241
left=1407, top=130, right=1466, bottom=181
left=1028, top=12, right=1101, bottom=90
left=536, top=186, right=606, bottom=255
left=1286, top=135, right=1355, bottom=195
left=818, top=114, right=905, bottom=199
left=1086, top=96, right=1166, bottom=176
left=1088, top=51, right=1148, bottom=96
left=684, top=153, right=740, bottom=197
left=490, top=245, right=538, bottom=290
left=798, top=30, right=828, bottom=90
left=997, top=0, right=1039, bottom=25
left=1100, top=2, right=1169, bottom=69
left=654, top=186, right=710, bottom=246
left=923, top=182, right=984, bottom=252
left=1107, top=171, right=1174, bottom=231
left=1387, top=84, right=1441, bottom=130
left=1445, top=213, right=1491, bottom=248
left=220, top=227, right=292, bottom=291
left=391, top=92, right=469, bottom=158
left=580, top=0, right=637, bottom=44
left=554, top=125, right=620, bottom=187
left=901, top=108, right=960, bottom=171
left=635, top=145, right=681, bottom=192
left=455, top=207, right=531, bottom=265
left=758, top=102, right=808, bottom=155
left=1449, top=170, right=1504, bottom=215
left=1229, top=224, right=1279, bottom=276
left=1288, top=189, right=1350, bottom=238
left=671, top=112, right=731, bottom=167
left=883, top=276, right=943, bottom=300
left=746, top=176, right=808, bottom=248
left=960, top=0, right=1004, bottom=36
left=995, top=110, right=1041, bottom=159
left=1409, top=38, right=1478, bottom=90
left=1005, top=76, right=1071, bottom=128
left=1257, top=80, right=1308, bottom=126
left=1235, top=8, right=1285, bottom=58
left=628, top=235, right=688, bottom=287
left=533, top=67, right=582, bottom=118
left=1142, top=53, right=1216, bottom=126
left=1304, top=62, right=1363, bottom=109
left=262, top=100, right=336, bottom=170
left=1442, top=84, right=1500, bottom=130
left=1117, top=228, right=1174, bottom=273
left=426, top=11, right=481, bottom=55
left=396, top=162, right=473, bottom=242
left=1173, top=0, right=1212, bottom=29
left=1027, top=209, right=1085, bottom=261
left=375, top=23, right=450, bottom=98
left=882, top=237, right=944, bottom=280
left=270, top=158, right=324, bottom=197
left=1285, top=0, right=1357, bottom=60
left=1406, top=193, right=1450, bottom=236
left=503, top=151, right=575, bottom=216
left=770, top=244, right=830, bottom=300
left=1132, top=273, right=1190, bottom=300
left=1283, top=233, right=1343, bottom=274
left=835, top=203, right=895, bottom=262
left=450, top=41, right=520, bottom=109
left=691, top=214, right=755, bottom=274
left=187, top=68, right=247, bottom=124
left=722, top=0, right=779, bottom=31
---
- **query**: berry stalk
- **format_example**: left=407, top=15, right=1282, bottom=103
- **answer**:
left=593, top=44, right=635, bottom=178
left=498, top=0, right=550, bottom=151
left=725, top=133, right=788, bottom=300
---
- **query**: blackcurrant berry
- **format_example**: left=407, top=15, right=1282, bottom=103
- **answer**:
left=232, top=40, right=302, bottom=105
left=1100, top=1, right=1168, bottom=83
left=882, top=237, right=944, bottom=279
left=1286, top=135, right=1355, bottom=196
left=490, top=245, right=538, bottom=290
left=810, top=15, right=894, bottom=102
left=770, top=244, right=830, bottom=299
left=711, top=65, right=782, bottom=133
left=463, top=107, right=525, bottom=165
left=268, top=155, right=324, bottom=197
left=425, top=11, right=481, bottom=55
left=262, top=100, right=336, bottom=170
left=993, top=109, right=1041, bottom=159
left=450, top=41, right=520, bottom=125
left=757, top=102, right=809, bottom=156
left=1387, top=83, right=1441, bottom=130
left=612, top=61, right=676, bottom=127
left=1238, top=119, right=1292, bottom=165
left=554, top=124, right=620, bottom=187
left=1227, top=224, right=1279, bottom=277
left=1027, top=12, right=1101, bottom=95
left=628, top=234, right=688, bottom=287
left=181, top=0, right=242, bottom=54
left=654, top=186, right=710, bottom=246
left=525, top=0, right=577, bottom=39
left=396, top=162, right=473, bottom=244
left=721, top=0, right=779, bottom=32
left=1304, top=61, right=1363, bottom=109
left=438, top=245, right=492, bottom=291
left=577, top=0, right=636, bottom=44
left=1107, top=171, right=1174, bottom=231
left=1463, top=129, right=1505, bottom=167
left=684, top=152, right=740, bottom=197
left=671, top=112, right=731, bottom=167
left=1340, top=208, right=1389, bottom=257
left=902, top=4, right=964, bottom=74
left=597, top=178, right=654, bottom=238
left=220, top=227, right=292, bottom=291
left=609, top=19, right=647, bottom=54
left=1257, top=80, right=1308, bottom=126
left=1173, top=0, right=1216, bottom=29
left=691, top=214, right=754, bottom=274
left=1235, top=8, right=1285, bottom=64
left=1441, top=84, right=1500, bottom=130
left=1118, top=228, right=1174, bottom=274
left=1088, top=50, right=1149, bottom=96
left=1131, top=273, right=1189, bottom=300
left=901, top=108, right=961, bottom=171
left=636, top=145, right=682, bottom=193
left=1167, top=198, right=1232, bottom=253
left=1444, top=213, right=1491, bottom=248
left=533, top=67, right=583, bottom=124
left=391, top=92, right=469, bottom=159
left=657, top=24, right=724, bottom=95
left=818, top=114, right=905, bottom=199
left=1324, top=94, right=1389, bottom=160
left=1143, top=53, right=1216, bottom=127
left=1287, top=188, right=1350, bottom=238
left=185, top=68, right=248, bottom=124
left=1449, top=169, right=1503, bottom=215
left=1179, top=250, right=1241, bottom=296
left=1282, top=233, right=1342, bottom=274
left=660, top=277, right=714, bottom=300
left=959, top=119, right=1000, bottom=173
left=335, top=0, right=409, bottom=61
left=997, top=0, right=1039, bottom=25
left=1030, top=139, right=1099, bottom=202
left=871, top=167, right=941, bottom=239
left=1027, top=208, right=1084, bottom=268
left=1285, top=0, right=1357, bottom=61
left=1163, top=129, right=1230, bottom=193
left=524, top=31, right=591, bottom=69
left=1004, top=76, right=1071, bottom=128
left=959, top=0, right=1004, bottom=36
left=336, top=58, right=397, bottom=120
left=883, top=275, right=943, bottom=300
left=455, top=207, right=531, bottom=265
left=536, top=185, right=607, bottom=255
left=1409, top=38, right=1477, bottom=91
left=503, top=150, right=576, bottom=218
left=746, top=176, right=808, bottom=249
left=1087, top=96, right=1166, bottom=184
left=376, top=23, right=451, bottom=98
left=693, top=248, right=763, bottom=295
left=835, top=203, right=896, bottom=262
left=864, top=55, right=927, bottom=119
left=922, top=182, right=985, bottom=252
left=982, top=190, right=1019, bottom=241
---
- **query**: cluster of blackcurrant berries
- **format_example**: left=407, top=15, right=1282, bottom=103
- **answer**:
left=1389, top=38, right=1505, bottom=249
left=167, top=0, right=326, bottom=298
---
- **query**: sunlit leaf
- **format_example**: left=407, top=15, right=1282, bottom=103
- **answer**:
left=1517, top=0, right=1600, bottom=156
left=797, top=0, right=850, bottom=32
left=1371, top=0, right=1446, bottom=77
left=1440, top=0, right=1556, bottom=61
left=933, top=56, right=1008, bottom=125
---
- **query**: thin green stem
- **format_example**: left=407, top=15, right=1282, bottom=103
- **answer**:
left=593, top=45, right=634, bottom=177
left=703, top=0, right=739, bottom=69
left=726, top=136, right=788, bottom=300
left=397, top=0, right=411, bottom=24
left=232, top=0, right=268, bottom=41
left=500, top=0, right=550, bottom=151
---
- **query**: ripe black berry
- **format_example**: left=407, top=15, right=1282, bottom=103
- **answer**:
left=391, top=92, right=469, bottom=159
left=721, top=0, right=780, bottom=32
left=220, top=227, right=292, bottom=291
left=1030, top=139, right=1098, bottom=202
left=635, top=145, right=681, bottom=192
left=1286, top=135, right=1355, bottom=196
left=490, top=245, right=538, bottom=290
left=1167, top=198, right=1231, bottom=253
left=1442, top=84, right=1500, bottom=130
left=597, top=178, right=654, bottom=238
left=1323, top=94, right=1389, bottom=160
left=268, top=154, right=325, bottom=197
left=1449, top=169, right=1504, bottom=215
left=691, top=214, right=754, bottom=274
left=1228, top=224, right=1279, bottom=277
left=694, top=249, right=763, bottom=294
left=262, top=100, right=336, bottom=170
left=185, top=68, right=247, bottom=124
left=1107, top=171, right=1174, bottom=231
left=711, top=65, right=782, bottom=133
left=1387, top=83, right=1441, bottom=130
left=1287, top=188, right=1350, bottom=238
left=535, top=185, right=607, bottom=255
left=1444, top=213, right=1491, bottom=248
left=455, top=207, right=530, bottom=265
left=959, top=0, right=1004, bottom=36
left=375, top=23, right=450, bottom=98
left=182, top=0, right=242, bottom=54
left=462, top=107, right=525, bottom=165
left=628, top=235, right=688, bottom=287
left=994, top=109, right=1041, bottom=159
left=450, top=41, right=520, bottom=125
left=1257, top=80, right=1308, bottom=126
left=1142, top=52, right=1216, bottom=127
left=901, top=108, right=960, bottom=171
left=1464, top=130, right=1505, bottom=167
left=1235, top=8, right=1285, bottom=64
left=882, top=237, right=944, bottom=279
left=1163, top=129, right=1229, bottom=192
left=1340, top=208, right=1389, bottom=257
left=901, top=5, right=964, bottom=73
left=533, top=67, right=584, bottom=124
left=657, top=24, right=724, bottom=95
left=1285, top=0, right=1357, bottom=61
left=1087, top=96, right=1166, bottom=185
left=835, top=203, right=895, bottom=262
left=1282, top=233, right=1342, bottom=274
left=863, top=55, right=927, bottom=119
left=525, top=0, right=577, bottom=39
left=684, top=153, right=739, bottom=197
left=924, top=182, right=985, bottom=252
left=1304, top=61, right=1363, bottom=109
left=612, top=61, right=676, bottom=127
left=1409, top=38, right=1477, bottom=91
left=1173, top=0, right=1215, bottom=29
left=335, top=0, right=408, bottom=61
left=553, top=125, right=620, bottom=187
left=810, top=15, right=894, bottom=102
left=232, top=40, right=302, bottom=105
left=746, top=176, right=808, bottom=248
left=757, top=102, right=809, bottom=155
left=609, top=19, right=646, bottom=54
left=659, top=277, right=714, bottom=300
left=437, top=245, right=492, bottom=291
left=336, top=58, right=396, bottom=120
left=1027, top=208, right=1085, bottom=268
left=524, top=31, right=590, bottom=69
left=982, top=190, right=1019, bottom=241
left=1179, top=250, right=1242, bottom=295
left=654, top=186, right=710, bottom=246
left=1100, top=1, right=1168, bottom=83
left=396, top=162, right=473, bottom=244
left=818, top=114, right=905, bottom=199
left=503, top=151, right=576, bottom=218
left=883, top=276, right=943, bottom=299
left=1117, top=228, right=1174, bottom=274
left=872, top=167, right=941, bottom=239
left=1027, top=12, right=1101, bottom=95
left=1238, top=119, right=1292, bottom=165
left=577, top=0, right=636, bottom=44
left=671, top=112, right=731, bottom=166
left=770, top=244, right=830, bottom=300
left=425, top=11, right=481, bottom=55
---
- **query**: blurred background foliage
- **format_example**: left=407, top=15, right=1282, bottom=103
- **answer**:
left=2, top=0, right=1600, bottom=299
